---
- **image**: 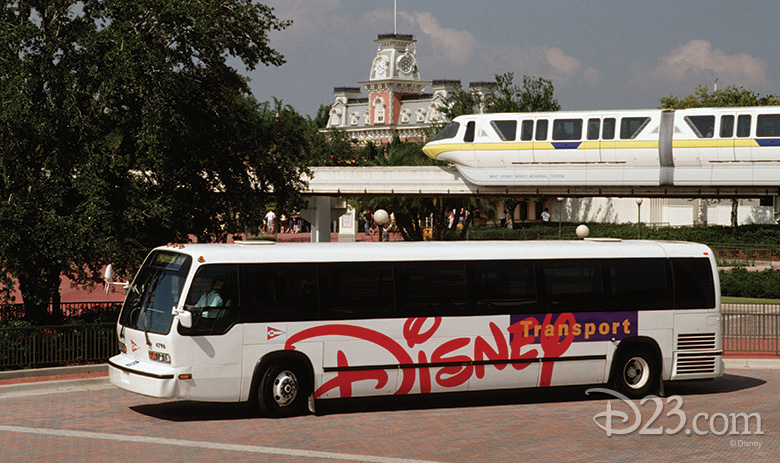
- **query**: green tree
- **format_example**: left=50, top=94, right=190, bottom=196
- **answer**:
left=659, top=84, right=780, bottom=109
left=659, top=84, right=780, bottom=236
left=443, top=72, right=560, bottom=120
left=0, top=1, right=297, bottom=322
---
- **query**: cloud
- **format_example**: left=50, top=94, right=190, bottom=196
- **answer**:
left=651, top=40, right=769, bottom=87
left=400, top=11, right=477, bottom=65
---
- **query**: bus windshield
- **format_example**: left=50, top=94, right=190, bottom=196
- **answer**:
left=118, top=251, right=192, bottom=335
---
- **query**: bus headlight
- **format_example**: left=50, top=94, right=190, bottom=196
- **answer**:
left=148, top=351, right=171, bottom=364
left=118, top=342, right=127, bottom=354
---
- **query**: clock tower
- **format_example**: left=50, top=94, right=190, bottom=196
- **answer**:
left=360, top=34, right=430, bottom=129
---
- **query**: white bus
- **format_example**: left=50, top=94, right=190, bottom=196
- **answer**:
left=108, top=240, right=723, bottom=416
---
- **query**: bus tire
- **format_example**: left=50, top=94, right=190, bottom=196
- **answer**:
left=257, top=363, right=308, bottom=417
left=613, top=348, right=658, bottom=399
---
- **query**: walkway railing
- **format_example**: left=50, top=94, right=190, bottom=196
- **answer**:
left=0, top=322, right=117, bottom=370
left=710, top=244, right=780, bottom=268
left=722, top=303, right=780, bottom=355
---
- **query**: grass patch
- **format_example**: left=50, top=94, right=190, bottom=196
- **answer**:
left=722, top=296, right=780, bottom=305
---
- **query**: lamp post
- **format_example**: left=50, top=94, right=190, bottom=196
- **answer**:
left=374, top=209, right=389, bottom=242
left=556, top=197, right=564, bottom=239
left=635, top=198, right=643, bottom=239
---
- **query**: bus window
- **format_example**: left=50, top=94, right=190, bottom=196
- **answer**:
left=672, top=258, right=715, bottom=309
left=491, top=120, right=517, bottom=141
left=184, top=264, right=239, bottom=335
left=240, top=264, right=318, bottom=322
left=120, top=251, right=191, bottom=335
left=535, top=120, right=548, bottom=141
left=521, top=120, right=533, bottom=140
left=587, top=119, right=600, bottom=140
left=737, top=115, right=751, bottom=137
left=472, top=261, right=537, bottom=313
left=684, top=116, right=715, bottom=138
left=552, top=119, right=583, bottom=140
left=321, top=263, right=394, bottom=319
left=620, top=117, right=650, bottom=139
left=602, top=118, right=616, bottom=140
left=720, top=115, right=734, bottom=138
left=464, top=121, right=475, bottom=142
left=542, top=260, right=603, bottom=311
left=397, top=261, right=468, bottom=316
left=607, top=259, right=669, bottom=310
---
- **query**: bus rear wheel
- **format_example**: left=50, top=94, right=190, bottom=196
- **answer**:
left=257, top=364, right=307, bottom=417
left=614, top=348, right=658, bottom=399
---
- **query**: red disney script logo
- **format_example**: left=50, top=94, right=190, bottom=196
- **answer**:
left=284, top=313, right=609, bottom=399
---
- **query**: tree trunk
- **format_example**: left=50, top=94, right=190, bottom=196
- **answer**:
left=504, top=198, right=519, bottom=229
left=731, top=198, right=739, bottom=238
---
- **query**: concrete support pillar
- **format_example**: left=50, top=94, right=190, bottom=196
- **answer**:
left=338, top=206, right=357, bottom=242
left=300, top=196, right=348, bottom=243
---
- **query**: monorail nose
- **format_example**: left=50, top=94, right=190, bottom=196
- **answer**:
left=421, top=143, right=438, bottom=160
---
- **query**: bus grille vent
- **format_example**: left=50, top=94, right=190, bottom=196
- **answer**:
left=677, top=333, right=716, bottom=351
left=675, top=352, right=717, bottom=374
left=675, top=333, right=717, bottom=375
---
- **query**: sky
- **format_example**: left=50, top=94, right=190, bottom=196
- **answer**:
left=247, top=1, right=780, bottom=117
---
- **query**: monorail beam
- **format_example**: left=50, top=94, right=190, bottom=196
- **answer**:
left=303, top=166, right=780, bottom=199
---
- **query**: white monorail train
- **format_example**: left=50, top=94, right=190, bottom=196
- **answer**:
left=422, top=107, right=780, bottom=186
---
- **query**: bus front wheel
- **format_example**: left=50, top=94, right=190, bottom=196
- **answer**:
left=614, top=348, right=658, bottom=399
left=257, top=364, right=307, bottom=417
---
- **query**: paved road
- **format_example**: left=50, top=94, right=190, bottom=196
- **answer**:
left=0, top=368, right=777, bottom=463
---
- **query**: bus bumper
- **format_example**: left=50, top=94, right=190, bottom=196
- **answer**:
left=108, top=354, right=179, bottom=399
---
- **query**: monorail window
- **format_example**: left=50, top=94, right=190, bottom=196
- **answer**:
left=397, top=261, right=468, bottom=315
left=602, top=118, right=616, bottom=139
left=541, top=260, right=603, bottom=311
left=535, top=119, right=549, bottom=141
left=620, top=117, right=650, bottom=139
left=521, top=120, right=533, bottom=140
left=720, top=115, right=734, bottom=138
left=587, top=119, right=600, bottom=140
left=672, top=258, right=715, bottom=309
left=685, top=116, right=715, bottom=138
left=737, top=115, right=751, bottom=137
left=430, top=122, right=460, bottom=142
left=607, top=259, right=669, bottom=311
left=240, top=264, right=318, bottom=323
left=464, top=121, right=475, bottom=142
left=491, top=120, right=517, bottom=141
left=757, top=114, right=780, bottom=137
left=321, top=263, right=395, bottom=319
left=472, top=261, right=537, bottom=313
left=552, top=119, right=583, bottom=141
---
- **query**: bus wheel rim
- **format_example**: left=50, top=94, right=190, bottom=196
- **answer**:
left=623, top=357, right=650, bottom=389
left=272, top=370, right=298, bottom=407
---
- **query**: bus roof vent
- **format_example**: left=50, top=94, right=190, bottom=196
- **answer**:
left=584, top=238, right=622, bottom=242
left=234, top=240, right=276, bottom=245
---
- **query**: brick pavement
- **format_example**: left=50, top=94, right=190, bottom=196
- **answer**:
left=0, top=367, right=777, bottom=463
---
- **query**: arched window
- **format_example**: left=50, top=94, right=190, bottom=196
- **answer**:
left=373, top=97, right=385, bottom=124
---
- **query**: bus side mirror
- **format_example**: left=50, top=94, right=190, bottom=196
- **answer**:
left=178, top=310, right=193, bottom=329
